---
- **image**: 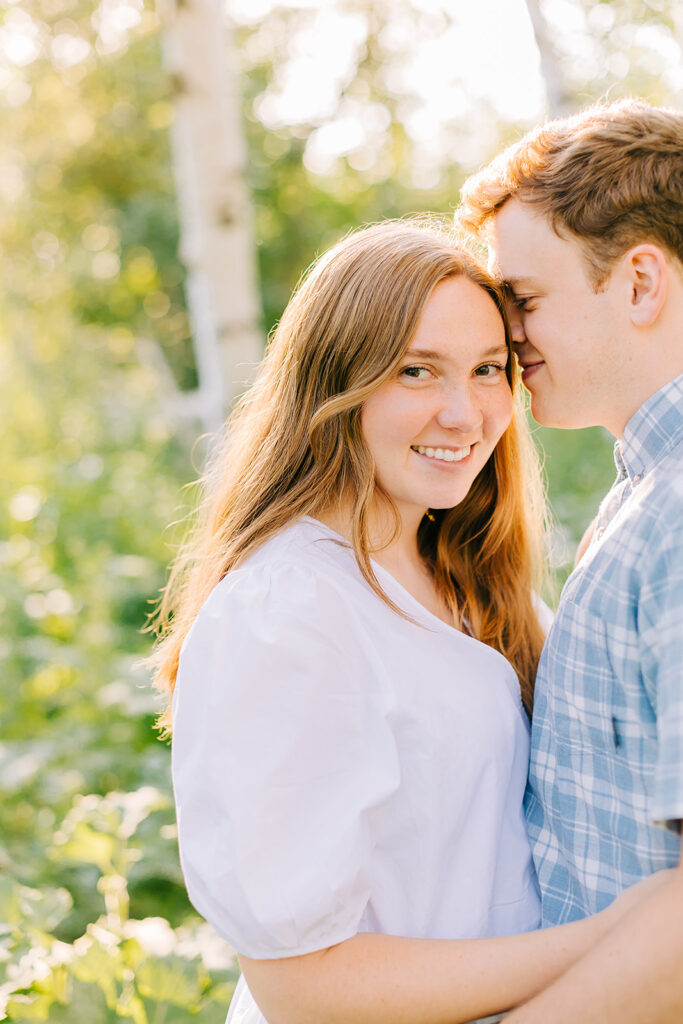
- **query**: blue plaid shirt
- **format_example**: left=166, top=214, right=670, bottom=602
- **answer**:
left=526, top=373, right=683, bottom=926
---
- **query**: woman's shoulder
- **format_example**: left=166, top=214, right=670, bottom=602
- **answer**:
left=199, top=517, right=356, bottom=626
left=237, top=516, right=347, bottom=572
left=175, top=519, right=372, bottom=707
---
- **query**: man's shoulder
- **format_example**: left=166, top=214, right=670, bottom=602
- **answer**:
left=635, top=442, right=683, bottom=539
left=556, top=453, right=681, bottom=615
left=602, top=433, right=683, bottom=540
left=650, top=436, right=683, bottom=491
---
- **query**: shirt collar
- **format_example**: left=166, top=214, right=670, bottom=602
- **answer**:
left=614, top=373, right=683, bottom=484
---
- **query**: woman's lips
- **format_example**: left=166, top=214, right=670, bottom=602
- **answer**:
left=411, top=444, right=476, bottom=468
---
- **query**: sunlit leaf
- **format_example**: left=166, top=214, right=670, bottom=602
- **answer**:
left=51, top=822, right=117, bottom=876
left=4, top=991, right=53, bottom=1022
left=135, top=953, right=207, bottom=1008
left=0, top=878, right=72, bottom=934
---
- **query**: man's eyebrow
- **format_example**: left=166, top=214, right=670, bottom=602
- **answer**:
left=502, top=276, right=538, bottom=291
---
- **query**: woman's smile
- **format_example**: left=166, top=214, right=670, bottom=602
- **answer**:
left=410, top=444, right=474, bottom=465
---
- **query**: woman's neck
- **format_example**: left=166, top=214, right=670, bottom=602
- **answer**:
left=317, top=498, right=421, bottom=566
left=315, top=500, right=456, bottom=629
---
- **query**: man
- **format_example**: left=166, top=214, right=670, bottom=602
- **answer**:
left=459, top=99, right=683, bottom=1022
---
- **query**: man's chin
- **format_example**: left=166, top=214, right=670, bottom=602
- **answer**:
left=529, top=395, right=590, bottom=430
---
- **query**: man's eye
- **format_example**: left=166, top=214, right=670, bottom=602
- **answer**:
left=400, top=365, right=430, bottom=379
left=514, top=296, right=536, bottom=312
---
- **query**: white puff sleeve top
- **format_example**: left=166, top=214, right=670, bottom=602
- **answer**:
left=171, top=518, right=540, bottom=1017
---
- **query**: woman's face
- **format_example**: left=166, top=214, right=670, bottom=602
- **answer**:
left=361, top=275, right=513, bottom=529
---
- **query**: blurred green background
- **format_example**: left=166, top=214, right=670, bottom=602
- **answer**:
left=1, top=0, right=680, bottom=1019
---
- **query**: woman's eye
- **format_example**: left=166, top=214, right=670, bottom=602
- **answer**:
left=400, top=365, right=431, bottom=380
left=474, top=363, right=506, bottom=378
left=515, top=296, right=536, bottom=312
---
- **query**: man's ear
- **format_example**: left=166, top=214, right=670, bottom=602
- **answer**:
left=625, top=245, right=668, bottom=327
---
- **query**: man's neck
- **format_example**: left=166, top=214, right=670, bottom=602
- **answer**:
left=610, top=365, right=683, bottom=438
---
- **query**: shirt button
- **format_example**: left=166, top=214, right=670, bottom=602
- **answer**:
left=596, top=527, right=605, bottom=539
left=633, top=473, right=642, bottom=484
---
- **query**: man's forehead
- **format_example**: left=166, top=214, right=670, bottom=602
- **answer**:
left=488, top=198, right=549, bottom=253
left=488, top=216, right=548, bottom=284
left=486, top=251, right=537, bottom=288
left=486, top=239, right=539, bottom=289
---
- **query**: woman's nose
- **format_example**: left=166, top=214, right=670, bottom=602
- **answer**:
left=435, top=385, right=483, bottom=434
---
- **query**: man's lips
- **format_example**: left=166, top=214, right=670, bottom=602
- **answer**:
left=519, top=360, right=544, bottom=383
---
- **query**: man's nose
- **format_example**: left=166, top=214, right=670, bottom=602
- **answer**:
left=506, top=301, right=526, bottom=345
left=435, top=384, right=484, bottom=434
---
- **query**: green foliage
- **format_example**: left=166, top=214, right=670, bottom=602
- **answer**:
left=3, top=0, right=194, bottom=388
left=0, top=790, right=238, bottom=1023
left=0, top=6, right=235, bottom=1017
left=238, top=2, right=500, bottom=333
left=534, top=423, right=616, bottom=568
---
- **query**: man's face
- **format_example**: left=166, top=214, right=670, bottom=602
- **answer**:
left=489, top=199, right=624, bottom=431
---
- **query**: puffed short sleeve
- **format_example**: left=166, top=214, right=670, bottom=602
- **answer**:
left=171, top=560, right=400, bottom=958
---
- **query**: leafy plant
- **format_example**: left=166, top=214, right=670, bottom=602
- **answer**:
left=1, top=790, right=237, bottom=1023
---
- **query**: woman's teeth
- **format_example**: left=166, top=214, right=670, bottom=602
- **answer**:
left=412, top=445, right=471, bottom=463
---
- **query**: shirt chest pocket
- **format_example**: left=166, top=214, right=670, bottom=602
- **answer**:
left=545, top=594, right=624, bottom=754
left=546, top=595, right=657, bottom=765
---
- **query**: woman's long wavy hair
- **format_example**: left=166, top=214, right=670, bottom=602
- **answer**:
left=152, top=220, right=548, bottom=726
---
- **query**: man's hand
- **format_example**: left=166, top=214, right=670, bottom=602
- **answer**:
left=505, top=842, right=683, bottom=1024
left=599, top=867, right=676, bottom=930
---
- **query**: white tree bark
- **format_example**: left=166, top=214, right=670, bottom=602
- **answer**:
left=159, top=0, right=263, bottom=435
left=524, top=0, right=577, bottom=117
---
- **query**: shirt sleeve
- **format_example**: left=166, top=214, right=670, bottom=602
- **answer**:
left=638, top=511, right=683, bottom=833
left=171, top=559, right=400, bottom=958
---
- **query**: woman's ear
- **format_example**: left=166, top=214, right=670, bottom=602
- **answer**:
left=625, top=245, right=668, bottom=327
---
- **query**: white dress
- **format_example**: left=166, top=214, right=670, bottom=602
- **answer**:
left=171, top=518, right=541, bottom=1024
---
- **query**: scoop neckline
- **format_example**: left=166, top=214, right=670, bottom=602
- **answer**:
left=298, top=516, right=524, bottom=708
left=299, top=515, right=466, bottom=639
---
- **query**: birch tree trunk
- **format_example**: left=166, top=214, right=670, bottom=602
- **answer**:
left=159, top=0, right=263, bottom=435
left=524, top=0, right=577, bottom=117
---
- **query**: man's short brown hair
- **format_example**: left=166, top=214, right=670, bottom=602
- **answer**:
left=458, top=99, right=683, bottom=286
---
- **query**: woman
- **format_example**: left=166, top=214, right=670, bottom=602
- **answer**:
left=154, top=221, right=625, bottom=1024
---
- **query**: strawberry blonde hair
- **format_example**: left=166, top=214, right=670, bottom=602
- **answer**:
left=459, top=98, right=683, bottom=286
left=152, top=220, right=547, bottom=725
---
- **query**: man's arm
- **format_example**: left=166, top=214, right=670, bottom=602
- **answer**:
left=505, top=841, right=683, bottom=1022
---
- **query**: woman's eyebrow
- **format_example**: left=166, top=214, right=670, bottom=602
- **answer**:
left=404, top=347, right=442, bottom=360
left=405, top=345, right=509, bottom=360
